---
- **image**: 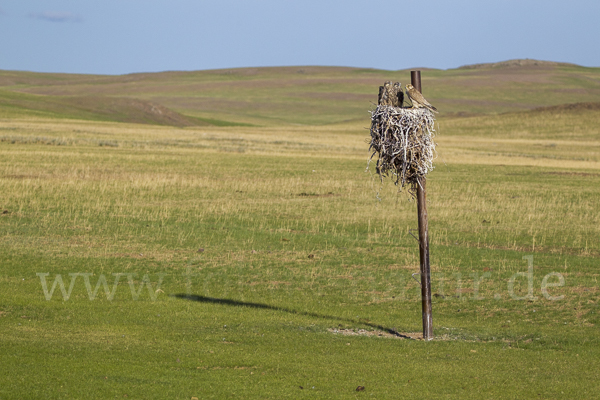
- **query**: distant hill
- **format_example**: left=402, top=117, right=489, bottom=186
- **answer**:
left=0, top=90, right=206, bottom=127
left=458, top=59, right=578, bottom=69
left=1, top=60, right=599, bottom=126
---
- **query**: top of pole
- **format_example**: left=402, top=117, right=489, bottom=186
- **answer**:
left=410, top=71, right=422, bottom=94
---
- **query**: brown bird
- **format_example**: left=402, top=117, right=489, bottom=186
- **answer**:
left=378, top=84, right=386, bottom=105
left=394, top=82, right=404, bottom=107
left=378, top=81, right=403, bottom=107
left=405, top=83, right=438, bottom=113
left=378, top=81, right=392, bottom=106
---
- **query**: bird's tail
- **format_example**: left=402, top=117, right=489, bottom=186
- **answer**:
left=427, top=105, right=439, bottom=113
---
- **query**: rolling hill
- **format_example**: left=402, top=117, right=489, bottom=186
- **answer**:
left=1, top=60, right=599, bottom=126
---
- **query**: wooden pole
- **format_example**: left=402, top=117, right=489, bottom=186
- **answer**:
left=411, top=71, right=433, bottom=340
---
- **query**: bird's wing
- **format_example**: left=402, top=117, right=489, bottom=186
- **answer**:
left=419, top=94, right=438, bottom=112
left=412, top=89, right=427, bottom=105
left=406, top=88, right=421, bottom=105
left=397, top=90, right=404, bottom=107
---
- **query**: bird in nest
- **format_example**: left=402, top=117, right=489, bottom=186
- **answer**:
left=378, top=81, right=404, bottom=107
left=405, top=83, right=438, bottom=113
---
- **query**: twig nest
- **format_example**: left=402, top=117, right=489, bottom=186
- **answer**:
left=368, top=106, right=437, bottom=192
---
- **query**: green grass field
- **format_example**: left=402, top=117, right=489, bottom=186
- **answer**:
left=1, top=62, right=599, bottom=398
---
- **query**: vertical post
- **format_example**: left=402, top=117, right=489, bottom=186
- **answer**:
left=411, top=70, right=433, bottom=340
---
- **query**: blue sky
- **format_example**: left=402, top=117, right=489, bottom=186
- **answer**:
left=1, top=0, right=599, bottom=75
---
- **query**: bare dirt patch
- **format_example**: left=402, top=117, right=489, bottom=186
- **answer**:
left=297, top=192, right=339, bottom=197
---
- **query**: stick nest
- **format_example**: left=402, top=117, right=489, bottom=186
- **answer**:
left=368, top=106, right=437, bottom=192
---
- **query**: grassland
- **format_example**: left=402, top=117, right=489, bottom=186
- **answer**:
left=2, top=60, right=600, bottom=126
left=0, top=61, right=599, bottom=398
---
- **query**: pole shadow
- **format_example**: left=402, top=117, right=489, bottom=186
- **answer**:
left=171, top=293, right=413, bottom=339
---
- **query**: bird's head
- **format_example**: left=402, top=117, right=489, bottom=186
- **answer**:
left=406, top=84, right=414, bottom=90
left=393, top=82, right=401, bottom=88
left=384, top=81, right=392, bottom=87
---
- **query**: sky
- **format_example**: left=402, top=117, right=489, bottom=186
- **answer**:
left=1, top=0, right=599, bottom=75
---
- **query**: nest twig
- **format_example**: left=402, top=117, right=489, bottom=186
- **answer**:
left=368, top=106, right=437, bottom=194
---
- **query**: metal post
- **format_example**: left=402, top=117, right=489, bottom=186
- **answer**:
left=411, top=70, right=433, bottom=340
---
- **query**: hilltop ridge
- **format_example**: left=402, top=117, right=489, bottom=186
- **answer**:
left=457, top=58, right=579, bottom=69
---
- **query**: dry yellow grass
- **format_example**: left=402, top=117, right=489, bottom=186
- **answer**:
left=2, top=110, right=599, bottom=263
left=1, top=109, right=600, bottom=399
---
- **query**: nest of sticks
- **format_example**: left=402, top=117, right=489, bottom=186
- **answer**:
left=368, top=105, right=437, bottom=193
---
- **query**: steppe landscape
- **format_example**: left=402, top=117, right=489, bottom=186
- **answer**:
left=1, top=60, right=599, bottom=398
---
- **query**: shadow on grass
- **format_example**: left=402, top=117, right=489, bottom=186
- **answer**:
left=171, top=293, right=413, bottom=339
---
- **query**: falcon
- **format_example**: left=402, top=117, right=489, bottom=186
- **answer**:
left=378, top=84, right=386, bottom=105
left=394, top=82, right=404, bottom=107
left=378, top=81, right=403, bottom=107
left=405, top=83, right=438, bottom=113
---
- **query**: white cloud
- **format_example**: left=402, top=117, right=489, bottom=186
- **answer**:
left=28, top=11, right=82, bottom=23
